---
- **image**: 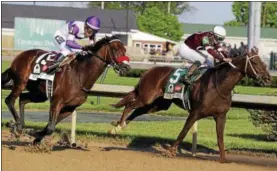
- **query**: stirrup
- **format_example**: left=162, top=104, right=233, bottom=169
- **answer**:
left=46, top=63, right=59, bottom=74
left=47, top=67, right=61, bottom=75
left=180, top=76, right=192, bottom=85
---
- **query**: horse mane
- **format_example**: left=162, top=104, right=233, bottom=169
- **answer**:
left=87, top=35, right=119, bottom=52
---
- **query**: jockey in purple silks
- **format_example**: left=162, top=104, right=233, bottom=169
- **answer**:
left=46, top=16, right=101, bottom=72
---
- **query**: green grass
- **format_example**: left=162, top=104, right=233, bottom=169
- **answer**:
left=1, top=61, right=276, bottom=114
left=2, top=109, right=276, bottom=157
left=234, top=86, right=277, bottom=95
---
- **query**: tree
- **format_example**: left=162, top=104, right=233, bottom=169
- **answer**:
left=224, top=2, right=277, bottom=28
left=88, top=2, right=192, bottom=15
left=137, top=7, right=183, bottom=41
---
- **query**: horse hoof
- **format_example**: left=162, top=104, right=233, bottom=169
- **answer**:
left=25, top=129, right=36, bottom=137
left=108, top=129, right=117, bottom=135
left=72, top=143, right=77, bottom=148
left=33, top=139, right=41, bottom=145
left=16, top=127, right=23, bottom=135
left=110, top=121, right=119, bottom=126
left=6, top=120, right=15, bottom=128
left=108, top=125, right=123, bottom=135
left=162, top=143, right=171, bottom=150
left=162, top=145, right=177, bottom=157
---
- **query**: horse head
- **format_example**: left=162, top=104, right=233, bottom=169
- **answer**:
left=233, top=47, right=272, bottom=86
left=86, top=35, right=131, bottom=76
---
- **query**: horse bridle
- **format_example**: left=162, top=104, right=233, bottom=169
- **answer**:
left=244, top=54, right=262, bottom=81
left=80, top=38, right=125, bottom=92
left=214, top=53, right=262, bottom=99
left=239, top=53, right=264, bottom=84
left=106, top=39, right=125, bottom=74
left=87, top=39, right=123, bottom=71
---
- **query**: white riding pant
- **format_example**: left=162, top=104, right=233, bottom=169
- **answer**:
left=179, top=42, right=214, bottom=67
left=53, top=31, right=82, bottom=56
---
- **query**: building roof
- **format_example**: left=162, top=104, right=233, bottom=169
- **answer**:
left=182, top=23, right=277, bottom=39
left=1, top=4, right=138, bottom=33
left=130, top=30, right=178, bottom=44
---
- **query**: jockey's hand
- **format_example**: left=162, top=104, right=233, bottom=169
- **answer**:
left=79, top=51, right=88, bottom=56
left=222, top=58, right=232, bottom=63
left=82, top=45, right=91, bottom=51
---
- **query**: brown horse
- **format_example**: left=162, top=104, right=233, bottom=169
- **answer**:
left=109, top=47, right=271, bottom=163
left=2, top=35, right=131, bottom=144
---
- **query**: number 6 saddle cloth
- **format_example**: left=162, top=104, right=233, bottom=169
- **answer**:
left=164, top=66, right=207, bottom=110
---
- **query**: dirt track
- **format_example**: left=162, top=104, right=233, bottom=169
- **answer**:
left=2, top=130, right=277, bottom=171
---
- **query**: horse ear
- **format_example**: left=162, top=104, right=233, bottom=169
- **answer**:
left=254, top=46, right=259, bottom=53
left=251, top=47, right=256, bottom=54
left=245, top=47, right=248, bottom=53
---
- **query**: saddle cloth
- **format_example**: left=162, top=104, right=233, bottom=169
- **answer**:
left=164, top=66, right=207, bottom=110
left=29, top=52, right=58, bottom=99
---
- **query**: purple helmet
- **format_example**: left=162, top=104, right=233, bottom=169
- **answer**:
left=85, top=16, right=101, bottom=31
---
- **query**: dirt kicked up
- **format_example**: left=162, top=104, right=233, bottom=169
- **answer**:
left=2, top=130, right=277, bottom=171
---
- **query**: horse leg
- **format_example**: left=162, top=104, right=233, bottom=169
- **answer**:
left=165, top=111, right=199, bottom=157
left=5, top=80, right=27, bottom=134
left=214, top=114, right=227, bottom=163
left=109, top=98, right=172, bottom=134
left=117, top=98, right=145, bottom=126
left=19, top=92, right=48, bottom=127
left=32, top=101, right=63, bottom=144
left=126, top=97, right=172, bottom=125
left=56, top=108, right=76, bottom=124
left=109, top=101, right=143, bottom=134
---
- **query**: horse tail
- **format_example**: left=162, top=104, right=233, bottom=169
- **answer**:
left=1, top=68, right=12, bottom=86
left=111, top=91, right=136, bottom=108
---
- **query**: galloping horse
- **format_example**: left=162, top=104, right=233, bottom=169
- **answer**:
left=109, top=47, right=271, bottom=163
left=2, top=35, right=131, bottom=144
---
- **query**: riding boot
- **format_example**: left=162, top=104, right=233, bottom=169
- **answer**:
left=46, top=53, right=66, bottom=74
left=180, top=61, right=202, bottom=85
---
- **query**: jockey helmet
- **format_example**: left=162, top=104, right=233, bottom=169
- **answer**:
left=213, top=26, right=226, bottom=41
left=85, top=16, right=101, bottom=31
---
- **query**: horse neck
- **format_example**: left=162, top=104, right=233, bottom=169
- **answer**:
left=214, top=59, right=246, bottom=95
left=77, top=54, right=107, bottom=90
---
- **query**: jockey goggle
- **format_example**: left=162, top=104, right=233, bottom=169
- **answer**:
left=85, top=25, right=96, bottom=35
left=215, top=35, right=225, bottom=42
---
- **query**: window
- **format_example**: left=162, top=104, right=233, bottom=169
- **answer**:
left=135, top=43, right=141, bottom=47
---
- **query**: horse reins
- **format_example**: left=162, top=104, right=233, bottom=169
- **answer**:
left=214, top=53, right=260, bottom=99
left=80, top=38, right=123, bottom=92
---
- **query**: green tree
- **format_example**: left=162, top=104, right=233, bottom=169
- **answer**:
left=137, top=7, right=183, bottom=41
left=88, top=2, right=192, bottom=15
left=224, top=2, right=277, bottom=28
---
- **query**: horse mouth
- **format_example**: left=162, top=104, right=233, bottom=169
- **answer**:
left=114, top=63, right=131, bottom=76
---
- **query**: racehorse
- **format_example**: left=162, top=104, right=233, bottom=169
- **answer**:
left=2, top=35, right=131, bottom=144
left=109, top=47, right=271, bottom=163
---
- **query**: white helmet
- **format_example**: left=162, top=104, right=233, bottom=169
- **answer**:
left=213, top=26, right=226, bottom=41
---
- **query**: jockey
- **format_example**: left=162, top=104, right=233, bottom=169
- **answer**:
left=179, top=25, right=232, bottom=84
left=46, top=16, right=101, bottom=72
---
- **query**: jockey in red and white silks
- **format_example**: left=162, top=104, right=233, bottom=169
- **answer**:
left=179, top=26, right=232, bottom=67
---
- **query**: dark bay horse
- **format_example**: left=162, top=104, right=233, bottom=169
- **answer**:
left=109, top=47, right=271, bottom=163
left=2, top=35, right=131, bottom=144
